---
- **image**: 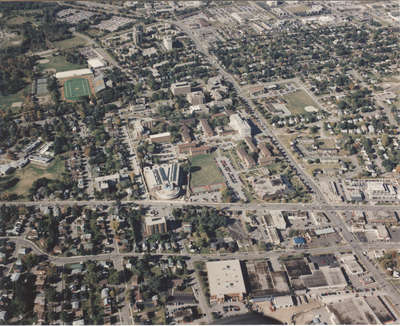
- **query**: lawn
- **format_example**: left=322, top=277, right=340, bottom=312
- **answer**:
left=190, top=154, right=224, bottom=187
left=282, top=90, right=319, bottom=114
left=64, top=78, right=92, bottom=101
left=38, top=55, right=86, bottom=73
left=53, top=36, right=88, bottom=50
left=5, top=157, right=65, bottom=198
left=0, top=85, right=30, bottom=110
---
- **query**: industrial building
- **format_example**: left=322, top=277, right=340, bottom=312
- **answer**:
left=206, top=260, right=246, bottom=304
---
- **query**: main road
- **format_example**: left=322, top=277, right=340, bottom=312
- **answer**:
left=4, top=235, right=400, bottom=266
left=0, top=199, right=399, bottom=213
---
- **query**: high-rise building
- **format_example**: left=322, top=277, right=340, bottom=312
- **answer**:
left=163, top=36, right=173, bottom=51
left=134, top=25, right=143, bottom=45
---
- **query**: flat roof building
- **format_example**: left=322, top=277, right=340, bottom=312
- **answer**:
left=171, top=81, right=191, bottom=96
left=206, top=260, right=246, bottom=304
left=229, top=114, right=252, bottom=138
left=55, top=68, right=92, bottom=80
left=144, top=163, right=181, bottom=199
left=149, top=132, right=171, bottom=143
left=145, top=216, right=167, bottom=236
left=187, top=91, right=204, bottom=105
left=199, top=119, right=214, bottom=138
left=237, top=147, right=256, bottom=168
left=88, top=58, right=106, bottom=69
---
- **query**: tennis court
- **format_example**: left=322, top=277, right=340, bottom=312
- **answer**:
left=64, top=78, right=92, bottom=101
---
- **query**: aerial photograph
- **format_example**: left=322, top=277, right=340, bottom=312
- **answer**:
left=0, top=0, right=399, bottom=325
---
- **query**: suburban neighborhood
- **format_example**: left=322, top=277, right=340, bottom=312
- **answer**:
left=0, top=0, right=400, bottom=325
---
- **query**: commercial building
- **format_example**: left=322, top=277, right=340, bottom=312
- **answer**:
left=273, top=295, right=294, bottom=309
left=229, top=114, right=252, bottom=138
left=340, top=254, right=364, bottom=275
left=376, top=225, right=390, bottom=240
left=171, top=82, right=191, bottom=96
left=145, top=216, right=167, bottom=235
left=270, top=210, right=288, bottom=230
left=365, top=181, right=399, bottom=201
left=206, top=260, right=246, bottom=303
left=144, top=163, right=181, bottom=199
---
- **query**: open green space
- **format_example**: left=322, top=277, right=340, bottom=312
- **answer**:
left=0, top=84, right=30, bottom=110
left=53, top=36, right=88, bottom=50
left=282, top=90, right=319, bottom=114
left=190, top=154, right=224, bottom=187
left=4, top=156, right=65, bottom=197
left=64, top=78, right=91, bottom=101
left=38, top=55, right=86, bottom=73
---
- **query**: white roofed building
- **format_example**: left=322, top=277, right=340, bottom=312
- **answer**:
left=88, top=58, right=106, bottom=69
left=229, top=114, right=251, bottom=138
left=55, top=69, right=92, bottom=79
left=206, top=260, right=246, bottom=304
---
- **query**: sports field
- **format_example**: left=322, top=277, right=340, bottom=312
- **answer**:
left=190, top=154, right=224, bottom=187
left=64, top=78, right=91, bottom=101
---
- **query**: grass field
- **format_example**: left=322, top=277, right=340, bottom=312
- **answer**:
left=38, top=55, right=86, bottom=73
left=64, top=78, right=92, bottom=101
left=5, top=157, right=65, bottom=198
left=0, top=85, right=30, bottom=110
left=190, top=154, right=224, bottom=187
left=282, top=90, right=319, bottom=114
left=53, top=36, right=88, bottom=50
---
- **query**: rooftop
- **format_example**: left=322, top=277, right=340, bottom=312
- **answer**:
left=206, top=260, right=246, bottom=298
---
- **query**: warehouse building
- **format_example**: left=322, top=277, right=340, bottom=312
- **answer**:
left=206, top=260, right=246, bottom=304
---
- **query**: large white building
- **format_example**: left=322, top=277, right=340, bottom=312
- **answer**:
left=229, top=114, right=252, bottom=138
left=206, top=260, right=246, bottom=303
left=163, top=36, right=173, bottom=51
left=144, top=163, right=181, bottom=199
left=171, top=82, right=191, bottom=96
left=55, top=68, right=92, bottom=80
left=270, top=210, right=288, bottom=230
left=88, top=58, right=106, bottom=69
left=365, top=181, right=399, bottom=201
